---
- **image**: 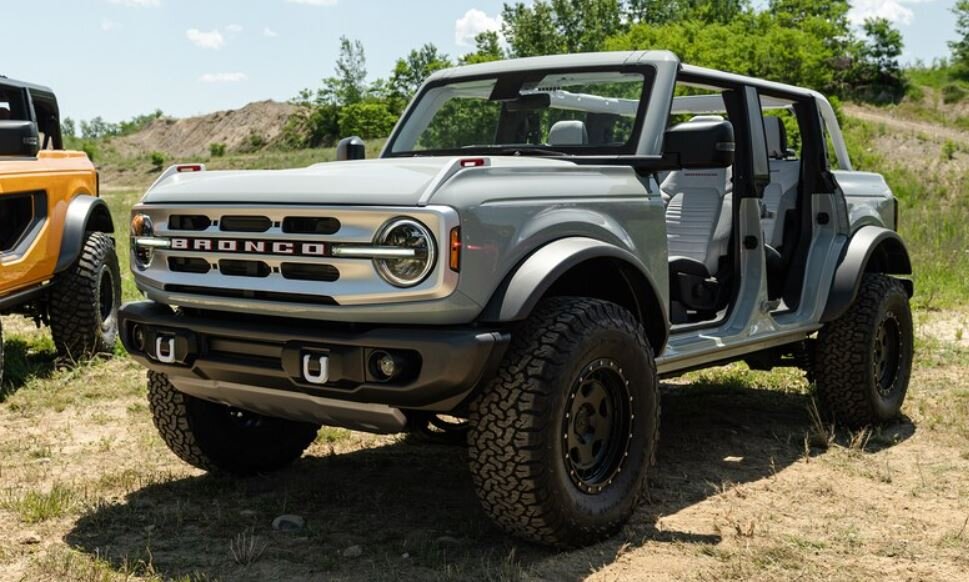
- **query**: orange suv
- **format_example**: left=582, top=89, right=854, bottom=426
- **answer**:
left=0, top=76, right=120, bottom=384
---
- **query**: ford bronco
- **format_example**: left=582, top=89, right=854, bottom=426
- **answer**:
left=0, top=76, right=120, bottom=385
left=119, top=52, right=914, bottom=547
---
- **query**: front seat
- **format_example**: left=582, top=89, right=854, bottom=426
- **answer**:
left=547, top=120, right=588, bottom=146
left=662, top=161, right=733, bottom=320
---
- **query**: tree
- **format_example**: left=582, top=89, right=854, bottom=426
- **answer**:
left=856, top=17, right=905, bottom=95
left=390, top=44, right=452, bottom=100
left=321, top=36, right=368, bottom=106
left=501, top=0, right=624, bottom=57
left=461, top=31, right=505, bottom=65
left=61, top=117, right=76, bottom=138
left=951, top=0, right=969, bottom=78
left=79, top=116, right=119, bottom=140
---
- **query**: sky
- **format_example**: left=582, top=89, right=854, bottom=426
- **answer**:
left=1, top=0, right=961, bottom=123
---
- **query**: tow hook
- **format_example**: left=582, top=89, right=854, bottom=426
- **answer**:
left=156, top=336, right=177, bottom=364
left=302, top=353, right=330, bottom=385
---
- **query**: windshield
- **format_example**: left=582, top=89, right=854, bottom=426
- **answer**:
left=387, top=69, right=649, bottom=156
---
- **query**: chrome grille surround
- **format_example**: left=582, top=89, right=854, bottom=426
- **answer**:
left=131, top=204, right=460, bottom=307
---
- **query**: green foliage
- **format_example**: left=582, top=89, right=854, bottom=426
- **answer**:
left=951, top=0, right=969, bottom=79
left=461, top=31, right=505, bottom=65
left=80, top=141, right=98, bottom=162
left=501, top=0, right=625, bottom=56
left=942, top=83, right=968, bottom=104
left=117, top=109, right=163, bottom=136
left=390, top=44, right=452, bottom=102
left=848, top=18, right=906, bottom=101
left=79, top=116, right=118, bottom=140
left=247, top=132, right=267, bottom=150
left=209, top=142, right=226, bottom=157
left=337, top=101, right=398, bottom=140
left=606, top=14, right=835, bottom=91
left=60, top=117, right=76, bottom=139
left=321, top=36, right=368, bottom=105
left=149, top=151, right=165, bottom=170
left=942, top=139, right=958, bottom=161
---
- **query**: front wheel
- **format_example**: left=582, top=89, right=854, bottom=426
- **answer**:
left=147, top=372, right=320, bottom=475
left=815, top=274, right=914, bottom=427
left=469, top=297, right=659, bottom=548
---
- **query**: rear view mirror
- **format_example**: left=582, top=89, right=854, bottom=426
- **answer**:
left=0, top=121, right=40, bottom=158
left=503, top=93, right=551, bottom=112
left=336, top=136, right=366, bottom=161
left=663, top=119, right=735, bottom=169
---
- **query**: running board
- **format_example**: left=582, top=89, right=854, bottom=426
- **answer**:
left=655, top=326, right=820, bottom=377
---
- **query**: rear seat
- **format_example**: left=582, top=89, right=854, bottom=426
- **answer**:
left=761, top=116, right=800, bottom=248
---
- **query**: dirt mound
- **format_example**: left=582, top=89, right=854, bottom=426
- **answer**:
left=109, top=100, right=295, bottom=159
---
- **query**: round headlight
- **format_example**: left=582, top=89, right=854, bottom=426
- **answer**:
left=131, top=213, right=154, bottom=269
left=375, top=218, right=436, bottom=287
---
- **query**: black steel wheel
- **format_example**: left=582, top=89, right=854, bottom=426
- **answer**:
left=563, top=359, right=633, bottom=494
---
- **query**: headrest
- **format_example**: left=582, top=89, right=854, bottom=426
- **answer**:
left=548, top=120, right=588, bottom=146
left=661, top=166, right=733, bottom=197
left=689, top=115, right=725, bottom=123
left=764, top=116, right=788, bottom=159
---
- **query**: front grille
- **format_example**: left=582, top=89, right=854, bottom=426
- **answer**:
left=282, top=216, right=341, bottom=235
left=280, top=263, right=340, bottom=282
left=221, top=215, right=272, bottom=233
left=168, top=257, right=211, bottom=274
left=169, top=215, right=211, bottom=231
left=166, top=285, right=339, bottom=305
left=219, top=259, right=271, bottom=278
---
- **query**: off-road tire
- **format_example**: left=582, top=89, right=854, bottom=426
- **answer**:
left=469, top=297, right=659, bottom=548
left=815, top=274, right=913, bottom=427
left=0, top=319, right=4, bottom=388
left=49, top=232, right=121, bottom=360
left=147, top=371, right=320, bottom=475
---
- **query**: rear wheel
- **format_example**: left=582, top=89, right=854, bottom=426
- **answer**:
left=147, top=371, right=320, bottom=475
left=0, top=319, right=4, bottom=387
left=815, top=274, right=913, bottom=427
left=469, top=297, right=659, bottom=548
left=49, top=232, right=121, bottom=360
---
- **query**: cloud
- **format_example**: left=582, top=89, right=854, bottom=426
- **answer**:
left=108, top=0, right=160, bottom=6
left=263, top=27, right=279, bottom=38
left=199, top=72, right=248, bottom=83
left=226, top=24, right=243, bottom=33
left=285, top=0, right=338, bottom=5
left=455, top=8, right=501, bottom=46
left=101, top=19, right=121, bottom=32
left=186, top=28, right=225, bottom=50
left=848, top=0, right=935, bottom=26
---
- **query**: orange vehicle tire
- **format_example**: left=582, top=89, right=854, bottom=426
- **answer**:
left=49, top=232, right=121, bottom=360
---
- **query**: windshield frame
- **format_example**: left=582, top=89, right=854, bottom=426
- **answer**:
left=383, top=64, right=658, bottom=158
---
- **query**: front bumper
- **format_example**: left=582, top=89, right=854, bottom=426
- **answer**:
left=119, top=301, right=509, bottom=431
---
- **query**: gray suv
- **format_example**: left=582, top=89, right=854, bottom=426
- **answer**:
left=120, top=51, right=914, bottom=547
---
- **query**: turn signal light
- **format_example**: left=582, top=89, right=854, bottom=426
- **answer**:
left=449, top=227, right=461, bottom=272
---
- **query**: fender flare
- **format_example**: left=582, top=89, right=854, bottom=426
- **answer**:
left=55, top=195, right=115, bottom=273
left=480, top=237, right=670, bottom=352
left=821, top=226, right=913, bottom=323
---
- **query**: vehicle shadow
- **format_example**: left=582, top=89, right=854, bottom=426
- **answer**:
left=0, top=336, right=58, bottom=402
left=64, top=379, right=915, bottom=581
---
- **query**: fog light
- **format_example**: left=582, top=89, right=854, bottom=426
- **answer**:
left=132, top=325, right=146, bottom=352
left=370, top=350, right=402, bottom=381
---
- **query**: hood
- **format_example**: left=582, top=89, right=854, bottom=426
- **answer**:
left=144, top=157, right=459, bottom=206
left=142, top=156, right=578, bottom=206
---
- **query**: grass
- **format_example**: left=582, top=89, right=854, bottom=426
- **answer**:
left=841, top=116, right=969, bottom=309
left=2, top=483, right=81, bottom=523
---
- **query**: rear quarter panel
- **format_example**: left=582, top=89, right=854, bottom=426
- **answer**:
left=0, top=151, right=96, bottom=296
left=833, top=170, right=896, bottom=232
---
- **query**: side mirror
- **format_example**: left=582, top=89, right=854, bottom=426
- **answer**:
left=662, top=119, right=734, bottom=169
left=336, top=136, right=366, bottom=161
left=0, top=121, right=40, bottom=158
